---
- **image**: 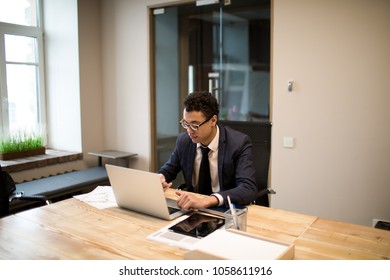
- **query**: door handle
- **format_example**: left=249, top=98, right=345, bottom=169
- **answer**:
left=208, top=72, right=220, bottom=101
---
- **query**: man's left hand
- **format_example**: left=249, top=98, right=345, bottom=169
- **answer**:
left=175, top=190, right=218, bottom=210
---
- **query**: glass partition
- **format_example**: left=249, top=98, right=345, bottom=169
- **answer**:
left=152, top=0, right=270, bottom=172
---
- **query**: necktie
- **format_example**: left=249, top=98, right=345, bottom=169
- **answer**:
left=198, top=146, right=212, bottom=195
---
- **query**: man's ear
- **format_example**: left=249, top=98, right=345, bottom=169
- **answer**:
left=211, top=115, right=218, bottom=126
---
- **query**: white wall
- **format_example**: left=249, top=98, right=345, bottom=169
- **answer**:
left=78, top=0, right=105, bottom=166
left=271, top=0, right=390, bottom=226
left=97, top=0, right=390, bottom=226
left=101, top=0, right=163, bottom=171
left=44, top=0, right=82, bottom=152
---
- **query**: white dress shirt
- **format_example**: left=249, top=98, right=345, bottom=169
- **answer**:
left=192, top=126, right=223, bottom=206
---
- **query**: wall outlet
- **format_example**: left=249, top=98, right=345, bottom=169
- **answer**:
left=283, top=137, right=294, bottom=148
left=373, top=218, right=390, bottom=230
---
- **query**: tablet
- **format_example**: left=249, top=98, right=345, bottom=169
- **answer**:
left=168, top=213, right=225, bottom=238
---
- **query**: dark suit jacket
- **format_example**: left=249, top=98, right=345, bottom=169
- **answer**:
left=158, top=124, right=258, bottom=206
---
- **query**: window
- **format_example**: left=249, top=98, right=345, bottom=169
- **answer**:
left=0, top=0, right=45, bottom=139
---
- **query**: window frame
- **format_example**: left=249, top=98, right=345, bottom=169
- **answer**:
left=0, top=0, right=46, bottom=138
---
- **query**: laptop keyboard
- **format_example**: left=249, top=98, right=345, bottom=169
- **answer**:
left=168, top=206, right=181, bottom=215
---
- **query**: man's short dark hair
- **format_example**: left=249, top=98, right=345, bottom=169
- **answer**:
left=184, top=91, right=219, bottom=119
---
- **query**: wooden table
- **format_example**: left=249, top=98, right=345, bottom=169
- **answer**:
left=0, top=189, right=389, bottom=260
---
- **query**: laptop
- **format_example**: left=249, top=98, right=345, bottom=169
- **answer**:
left=105, top=164, right=188, bottom=220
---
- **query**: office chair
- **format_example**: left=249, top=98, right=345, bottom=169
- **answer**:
left=219, top=120, right=275, bottom=207
left=0, top=164, right=50, bottom=218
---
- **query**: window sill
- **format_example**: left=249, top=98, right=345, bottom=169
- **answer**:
left=0, top=149, right=83, bottom=173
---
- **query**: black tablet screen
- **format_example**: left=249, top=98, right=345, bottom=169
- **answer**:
left=169, top=213, right=225, bottom=238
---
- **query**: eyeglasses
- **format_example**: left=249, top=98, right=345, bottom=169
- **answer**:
left=180, top=116, right=212, bottom=131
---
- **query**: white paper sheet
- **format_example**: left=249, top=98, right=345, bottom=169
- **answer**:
left=74, top=186, right=117, bottom=209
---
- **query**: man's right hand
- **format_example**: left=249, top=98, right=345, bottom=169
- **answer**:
left=159, top=174, right=172, bottom=191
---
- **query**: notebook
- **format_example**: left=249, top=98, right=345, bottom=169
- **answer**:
left=105, top=164, right=187, bottom=220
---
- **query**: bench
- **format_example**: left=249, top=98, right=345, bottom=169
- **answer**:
left=9, top=166, right=110, bottom=214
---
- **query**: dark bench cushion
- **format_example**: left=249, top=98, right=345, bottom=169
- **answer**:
left=9, top=167, right=109, bottom=213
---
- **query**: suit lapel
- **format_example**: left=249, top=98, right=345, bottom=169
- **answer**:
left=185, top=142, right=197, bottom=184
left=217, top=124, right=226, bottom=187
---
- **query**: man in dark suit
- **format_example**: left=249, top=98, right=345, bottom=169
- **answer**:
left=159, top=91, right=258, bottom=210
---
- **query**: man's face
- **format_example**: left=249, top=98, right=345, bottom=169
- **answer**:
left=182, top=109, right=216, bottom=145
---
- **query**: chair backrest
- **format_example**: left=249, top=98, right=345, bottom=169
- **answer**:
left=219, top=120, right=271, bottom=207
left=0, top=164, right=11, bottom=217
left=0, top=164, right=49, bottom=217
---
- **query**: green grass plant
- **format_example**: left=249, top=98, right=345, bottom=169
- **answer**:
left=0, top=132, right=44, bottom=153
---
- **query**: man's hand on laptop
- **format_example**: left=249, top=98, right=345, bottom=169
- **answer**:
left=159, top=174, right=172, bottom=191
left=175, top=190, right=218, bottom=210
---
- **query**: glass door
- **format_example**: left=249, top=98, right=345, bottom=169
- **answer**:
left=152, top=0, right=270, bottom=174
left=187, top=0, right=270, bottom=121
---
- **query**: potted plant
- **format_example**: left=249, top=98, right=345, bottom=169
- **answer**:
left=0, top=130, right=46, bottom=161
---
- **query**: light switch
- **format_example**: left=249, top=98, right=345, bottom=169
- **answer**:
left=283, top=137, right=294, bottom=148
